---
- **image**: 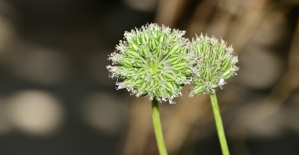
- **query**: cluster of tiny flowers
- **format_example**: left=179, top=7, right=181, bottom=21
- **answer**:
left=189, top=34, right=239, bottom=96
left=107, top=23, right=192, bottom=104
left=107, top=23, right=239, bottom=104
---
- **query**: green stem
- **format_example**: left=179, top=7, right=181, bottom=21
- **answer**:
left=210, top=93, right=230, bottom=155
left=152, top=99, right=168, bottom=155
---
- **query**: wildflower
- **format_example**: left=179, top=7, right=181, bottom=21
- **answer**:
left=107, top=23, right=192, bottom=104
left=189, top=34, right=239, bottom=96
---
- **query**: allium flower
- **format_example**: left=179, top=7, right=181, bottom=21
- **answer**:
left=189, top=34, right=239, bottom=96
left=107, top=23, right=192, bottom=104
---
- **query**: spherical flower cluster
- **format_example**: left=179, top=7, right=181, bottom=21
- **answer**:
left=189, top=34, right=239, bottom=96
left=107, top=23, right=192, bottom=104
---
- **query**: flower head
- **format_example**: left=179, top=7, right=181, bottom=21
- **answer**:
left=189, top=34, right=239, bottom=96
left=107, top=23, right=192, bottom=104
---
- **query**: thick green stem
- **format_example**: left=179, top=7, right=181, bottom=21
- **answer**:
left=210, top=93, right=230, bottom=155
left=152, top=99, right=168, bottom=155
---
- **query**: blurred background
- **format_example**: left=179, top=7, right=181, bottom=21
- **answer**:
left=0, top=0, right=298, bottom=155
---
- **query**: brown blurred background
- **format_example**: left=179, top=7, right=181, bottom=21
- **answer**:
left=0, top=0, right=298, bottom=155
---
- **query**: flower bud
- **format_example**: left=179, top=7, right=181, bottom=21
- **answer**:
left=189, top=34, right=239, bottom=95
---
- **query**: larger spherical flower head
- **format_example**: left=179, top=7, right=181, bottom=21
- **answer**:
left=107, top=23, right=192, bottom=104
left=189, top=34, right=239, bottom=96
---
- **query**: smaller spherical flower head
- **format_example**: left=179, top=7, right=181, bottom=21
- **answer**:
left=107, top=23, right=192, bottom=104
left=189, top=34, right=239, bottom=96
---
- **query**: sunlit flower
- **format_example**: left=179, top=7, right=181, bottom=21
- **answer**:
left=107, top=23, right=192, bottom=104
left=189, top=34, right=239, bottom=96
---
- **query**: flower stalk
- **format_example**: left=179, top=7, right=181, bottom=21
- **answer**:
left=210, top=93, right=230, bottom=155
left=152, top=99, right=168, bottom=155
